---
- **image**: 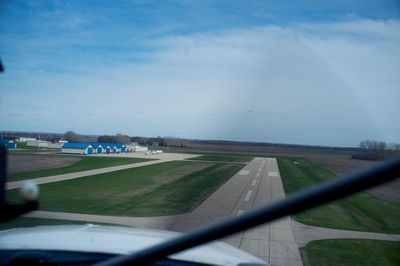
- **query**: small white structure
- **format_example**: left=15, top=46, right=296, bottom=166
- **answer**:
left=17, top=137, right=36, bottom=143
left=61, top=143, right=94, bottom=155
left=127, top=145, right=148, bottom=152
left=47, top=143, right=63, bottom=149
left=136, top=146, right=148, bottom=152
left=27, top=140, right=49, bottom=147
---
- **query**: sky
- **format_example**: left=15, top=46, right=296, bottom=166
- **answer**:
left=0, top=0, right=399, bottom=147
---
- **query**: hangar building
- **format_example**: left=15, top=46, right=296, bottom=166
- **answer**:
left=61, top=142, right=129, bottom=155
left=0, top=139, right=16, bottom=149
left=91, top=143, right=105, bottom=154
left=62, top=143, right=94, bottom=155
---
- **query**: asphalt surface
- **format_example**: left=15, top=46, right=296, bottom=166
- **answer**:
left=170, top=157, right=302, bottom=266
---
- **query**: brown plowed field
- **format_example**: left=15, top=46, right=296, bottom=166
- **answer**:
left=7, top=154, right=80, bottom=174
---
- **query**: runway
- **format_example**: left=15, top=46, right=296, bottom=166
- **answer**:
left=170, top=157, right=302, bottom=266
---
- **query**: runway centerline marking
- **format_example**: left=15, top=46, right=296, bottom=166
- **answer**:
left=268, top=171, right=278, bottom=177
left=238, top=170, right=250, bottom=176
left=244, top=190, right=253, bottom=202
left=251, top=180, right=257, bottom=186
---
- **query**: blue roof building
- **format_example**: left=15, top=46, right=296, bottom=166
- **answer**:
left=0, top=139, right=16, bottom=149
left=61, top=142, right=94, bottom=155
left=96, top=143, right=127, bottom=153
left=90, top=143, right=105, bottom=154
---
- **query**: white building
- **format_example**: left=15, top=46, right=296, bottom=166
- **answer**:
left=47, top=143, right=63, bottom=149
left=17, top=137, right=36, bottom=143
left=126, top=144, right=148, bottom=152
left=61, top=143, right=94, bottom=155
left=26, top=140, right=49, bottom=147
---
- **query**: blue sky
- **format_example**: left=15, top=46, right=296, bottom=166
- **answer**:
left=1, top=0, right=399, bottom=147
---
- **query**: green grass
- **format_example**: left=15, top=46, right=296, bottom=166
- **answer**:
left=0, top=217, right=87, bottom=230
left=7, top=161, right=243, bottom=216
left=0, top=217, right=121, bottom=230
left=277, top=157, right=400, bottom=233
left=301, top=239, right=400, bottom=266
left=190, top=155, right=253, bottom=162
left=10, top=143, right=59, bottom=153
left=8, top=156, right=154, bottom=182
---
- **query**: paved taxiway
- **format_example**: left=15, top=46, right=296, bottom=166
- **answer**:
left=170, top=157, right=302, bottom=266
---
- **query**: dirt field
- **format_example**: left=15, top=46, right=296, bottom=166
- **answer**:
left=170, top=143, right=375, bottom=174
left=7, top=154, right=80, bottom=174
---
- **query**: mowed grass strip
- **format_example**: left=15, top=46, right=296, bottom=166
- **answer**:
left=8, top=156, right=154, bottom=182
left=0, top=217, right=87, bottom=231
left=7, top=161, right=243, bottom=216
left=191, top=155, right=253, bottom=163
left=122, top=163, right=243, bottom=216
left=300, top=239, right=400, bottom=266
left=0, top=217, right=120, bottom=230
left=9, top=143, right=59, bottom=154
left=277, top=157, right=400, bottom=233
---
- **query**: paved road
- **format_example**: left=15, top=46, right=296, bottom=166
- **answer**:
left=7, top=152, right=199, bottom=190
left=91, top=151, right=198, bottom=161
left=170, top=157, right=302, bottom=266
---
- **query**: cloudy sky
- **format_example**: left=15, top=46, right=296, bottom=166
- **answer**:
left=1, top=0, right=399, bottom=147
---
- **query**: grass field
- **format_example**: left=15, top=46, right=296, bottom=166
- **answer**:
left=190, top=155, right=253, bottom=162
left=277, top=157, right=400, bottom=234
left=7, top=161, right=243, bottom=216
left=300, top=239, right=400, bottom=266
left=9, top=143, right=59, bottom=154
left=8, top=156, right=154, bottom=182
left=0, top=217, right=89, bottom=230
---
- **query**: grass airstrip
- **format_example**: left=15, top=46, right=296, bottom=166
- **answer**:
left=8, top=156, right=153, bottom=182
left=7, top=160, right=244, bottom=216
left=277, top=157, right=400, bottom=234
left=300, top=239, right=400, bottom=266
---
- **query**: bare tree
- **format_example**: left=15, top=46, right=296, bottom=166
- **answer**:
left=97, top=135, right=113, bottom=143
left=114, top=134, right=131, bottom=144
left=97, top=134, right=131, bottom=144
left=353, top=140, right=399, bottom=160
left=64, top=131, right=84, bottom=142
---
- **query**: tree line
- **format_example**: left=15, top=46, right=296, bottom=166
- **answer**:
left=64, top=131, right=131, bottom=144
left=352, top=140, right=400, bottom=161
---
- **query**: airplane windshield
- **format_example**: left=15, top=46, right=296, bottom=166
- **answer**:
left=1, top=1, right=399, bottom=266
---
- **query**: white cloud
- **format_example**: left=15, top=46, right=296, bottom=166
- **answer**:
left=1, top=19, right=399, bottom=146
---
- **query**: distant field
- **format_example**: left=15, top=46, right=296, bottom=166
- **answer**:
left=7, top=161, right=243, bottom=216
left=8, top=156, right=154, bottom=182
left=190, top=155, right=253, bottom=163
left=9, top=143, right=59, bottom=154
left=277, top=157, right=400, bottom=234
left=300, top=239, right=400, bottom=266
